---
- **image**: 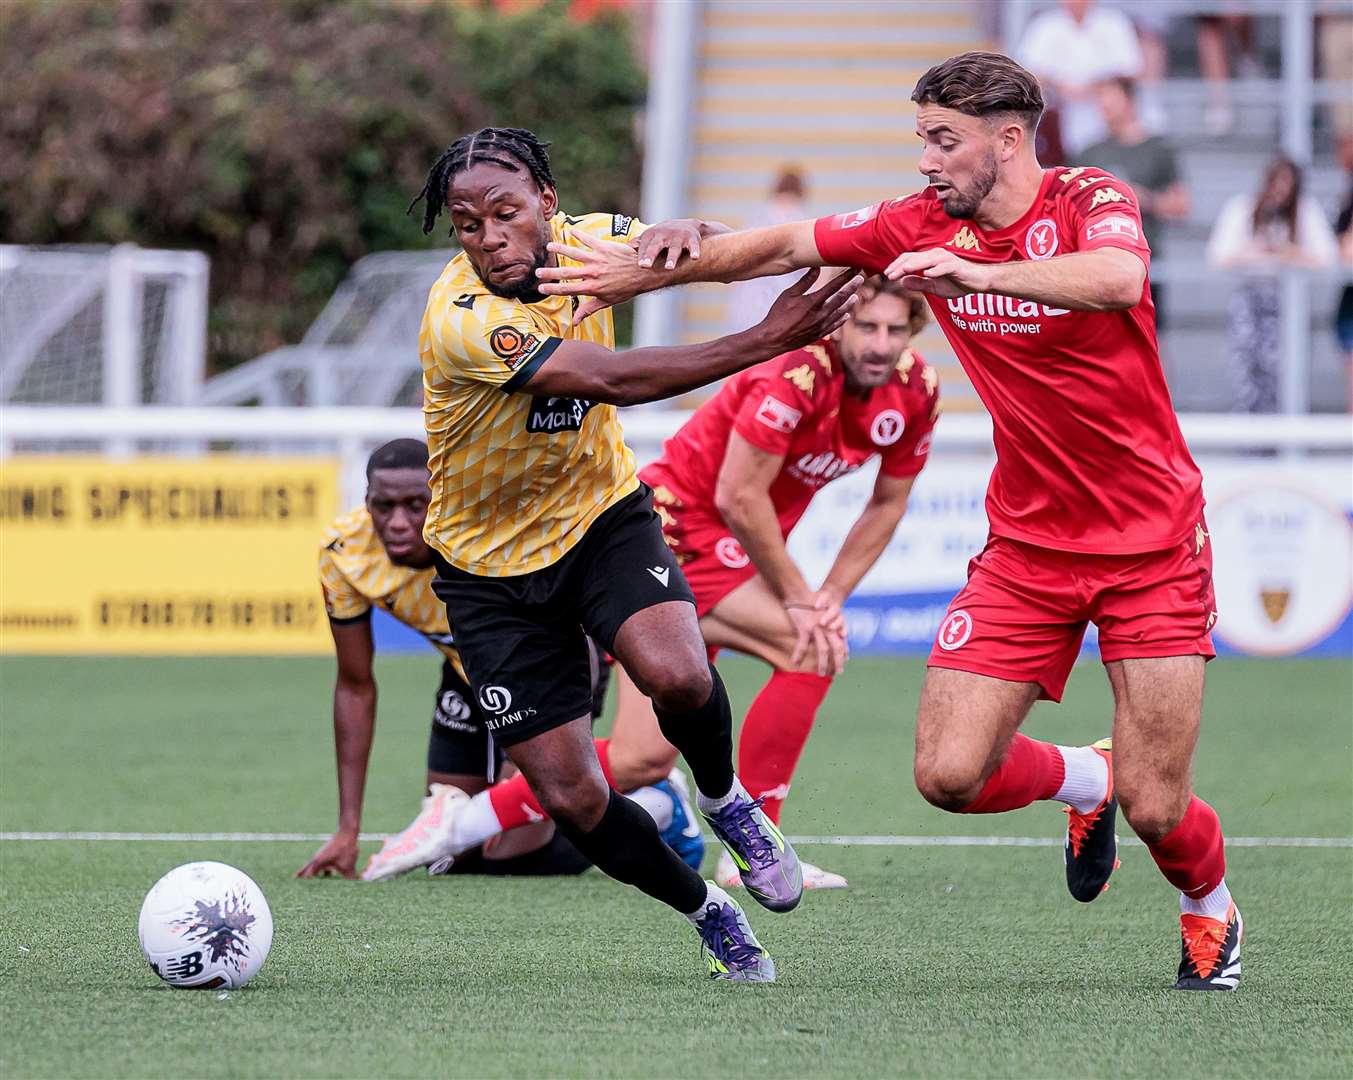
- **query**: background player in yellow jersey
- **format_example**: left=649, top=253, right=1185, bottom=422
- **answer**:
left=297, top=439, right=701, bottom=880
left=406, top=126, right=860, bottom=982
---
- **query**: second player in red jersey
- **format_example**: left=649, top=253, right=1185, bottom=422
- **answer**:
left=538, top=50, right=1240, bottom=992
left=607, top=277, right=936, bottom=890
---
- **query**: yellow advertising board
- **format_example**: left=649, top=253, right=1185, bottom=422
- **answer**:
left=1, top=456, right=339, bottom=655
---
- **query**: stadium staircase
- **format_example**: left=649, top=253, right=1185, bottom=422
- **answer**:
left=676, top=0, right=991, bottom=411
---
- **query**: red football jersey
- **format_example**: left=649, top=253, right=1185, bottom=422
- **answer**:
left=814, top=166, right=1203, bottom=555
left=651, top=339, right=938, bottom=536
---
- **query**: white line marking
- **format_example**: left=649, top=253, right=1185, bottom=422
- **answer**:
left=0, top=832, right=1349, bottom=848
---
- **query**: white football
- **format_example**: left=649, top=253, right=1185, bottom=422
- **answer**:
left=138, top=861, right=273, bottom=990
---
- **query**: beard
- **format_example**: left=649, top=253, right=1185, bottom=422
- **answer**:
left=939, top=150, right=999, bottom=219
left=481, top=222, right=552, bottom=303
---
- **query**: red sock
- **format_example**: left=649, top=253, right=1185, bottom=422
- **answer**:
left=1146, top=796, right=1227, bottom=898
left=737, top=671, right=833, bottom=824
left=959, top=734, right=1065, bottom=814
left=488, top=738, right=616, bottom=830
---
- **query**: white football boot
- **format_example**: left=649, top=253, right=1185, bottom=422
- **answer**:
left=715, top=849, right=848, bottom=890
left=361, top=784, right=470, bottom=882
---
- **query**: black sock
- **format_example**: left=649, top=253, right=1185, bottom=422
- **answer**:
left=553, top=790, right=707, bottom=914
left=653, top=663, right=735, bottom=799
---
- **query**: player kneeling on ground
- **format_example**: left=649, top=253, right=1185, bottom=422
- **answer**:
left=608, top=276, right=938, bottom=891
left=296, top=439, right=702, bottom=881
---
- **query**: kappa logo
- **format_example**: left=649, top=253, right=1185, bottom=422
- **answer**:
left=477, top=685, right=512, bottom=714
left=936, top=609, right=973, bottom=651
left=715, top=536, right=750, bottom=569
left=1087, top=187, right=1130, bottom=211
left=488, top=325, right=541, bottom=370
left=1086, top=215, right=1140, bottom=242
left=896, top=348, right=916, bottom=381
left=647, top=565, right=670, bottom=587
left=1077, top=174, right=1112, bottom=190
left=804, top=342, right=832, bottom=372
left=783, top=363, right=816, bottom=394
left=948, top=226, right=981, bottom=252
left=870, top=409, right=905, bottom=446
left=754, top=394, right=803, bottom=434
left=1025, top=218, right=1059, bottom=260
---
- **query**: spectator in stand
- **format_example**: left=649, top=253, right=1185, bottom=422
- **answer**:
left=1082, top=76, right=1190, bottom=326
left=1195, top=11, right=1261, bottom=136
left=724, top=166, right=811, bottom=334
left=1017, top=0, right=1143, bottom=157
left=1206, top=156, right=1338, bottom=413
left=1334, top=133, right=1353, bottom=410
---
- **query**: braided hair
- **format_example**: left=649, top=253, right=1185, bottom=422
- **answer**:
left=409, top=127, right=555, bottom=236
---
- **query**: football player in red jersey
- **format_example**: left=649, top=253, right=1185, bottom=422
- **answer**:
left=606, top=276, right=937, bottom=891
left=537, top=51, right=1240, bottom=992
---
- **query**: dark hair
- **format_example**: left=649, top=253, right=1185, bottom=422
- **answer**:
left=911, top=51, right=1044, bottom=131
left=857, top=276, right=930, bottom=335
left=366, top=438, right=429, bottom=479
left=772, top=166, right=806, bottom=199
left=408, top=127, right=556, bottom=236
left=1253, top=155, right=1302, bottom=242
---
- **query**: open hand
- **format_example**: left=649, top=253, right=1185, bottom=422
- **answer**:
left=786, top=603, right=849, bottom=677
left=296, top=831, right=359, bottom=879
left=884, top=248, right=992, bottom=298
left=536, top=229, right=647, bottom=323
left=760, top=268, right=863, bottom=354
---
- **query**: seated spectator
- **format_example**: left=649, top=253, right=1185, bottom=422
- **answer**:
left=1206, top=157, right=1338, bottom=413
left=1082, top=76, right=1190, bottom=326
left=1017, top=0, right=1144, bottom=157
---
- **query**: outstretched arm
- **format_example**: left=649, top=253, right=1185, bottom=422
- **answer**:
left=536, top=220, right=826, bottom=321
left=886, top=246, right=1147, bottom=312
left=297, top=618, right=377, bottom=879
left=518, top=268, right=860, bottom=405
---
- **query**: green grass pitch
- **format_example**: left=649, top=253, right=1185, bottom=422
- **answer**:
left=2, top=654, right=1350, bottom=1078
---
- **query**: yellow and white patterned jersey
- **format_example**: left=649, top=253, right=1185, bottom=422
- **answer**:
left=319, top=507, right=465, bottom=678
left=419, top=211, right=645, bottom=577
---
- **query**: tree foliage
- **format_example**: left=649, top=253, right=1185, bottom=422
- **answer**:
left=0, top=0, right=646, bottom=369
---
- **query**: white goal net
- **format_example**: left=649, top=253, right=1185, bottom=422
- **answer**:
left=0, top=244, right=208, bottom=409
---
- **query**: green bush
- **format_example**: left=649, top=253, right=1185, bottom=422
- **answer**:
left=0, top=0, right=646, bottom=370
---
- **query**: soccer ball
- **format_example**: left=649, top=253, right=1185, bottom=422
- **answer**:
left=138, top=861, right=273, bottom=990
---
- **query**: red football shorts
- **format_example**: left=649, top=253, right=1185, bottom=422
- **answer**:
left=928, top=523, right=1217, bottom=702
left=642, top=466, right=756, bottom=618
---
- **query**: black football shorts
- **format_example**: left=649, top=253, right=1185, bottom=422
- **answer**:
left=431, top=484, right=695, bottom=746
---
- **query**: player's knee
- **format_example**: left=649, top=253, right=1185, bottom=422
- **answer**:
left=533, top=771, right=610, bottom=831
left=1117, top=785, right=1187, bottom=844
left=913, top=759, right=983, bottom=812
left=642, top=661, right=713, bottom=714
left=624, top=745, right=680, bottom=788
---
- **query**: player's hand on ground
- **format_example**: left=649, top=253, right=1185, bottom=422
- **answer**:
left=786, top=602, right=849, bottom=677
left=884, top=248, right=992, bottom=299
left=760, top=268, right=863, bottom=355
left=634, top=218, right=704, bottom=272
left=536, top=229, right=647, bottom=324
left=296, top=831, right=359, bottom=879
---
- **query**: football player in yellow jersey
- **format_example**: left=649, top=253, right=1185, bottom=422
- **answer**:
left=401, top=126, right=861, bottom=982
left=297, top=439, right=703, bottom=881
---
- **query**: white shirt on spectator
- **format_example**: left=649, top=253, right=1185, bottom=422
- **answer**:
left=1018, top=3, right=1143, bottom=154
left=1206, top=194, right=1338, bottom=268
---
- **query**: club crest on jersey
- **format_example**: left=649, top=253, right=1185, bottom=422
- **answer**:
left=1024, top=218, right=1059, bottom=260
left=870, top=409, right=906, bottom=446
left=1086, top=215, right=1140, bottom=242
left=715, top=536, right=751, bottom=569
left=936, top=609, right=973, bottom=651
left=1087, top=187, right=1130, bottom=211
left=948, top=226, right=981, bottom=252
left=488, top=325, right=541, bottom=370
left=831, top=204, right=879, bottom=230
left=755, top=395, right=803, bottom=434
left=783, top=364, right=816, bottom=395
